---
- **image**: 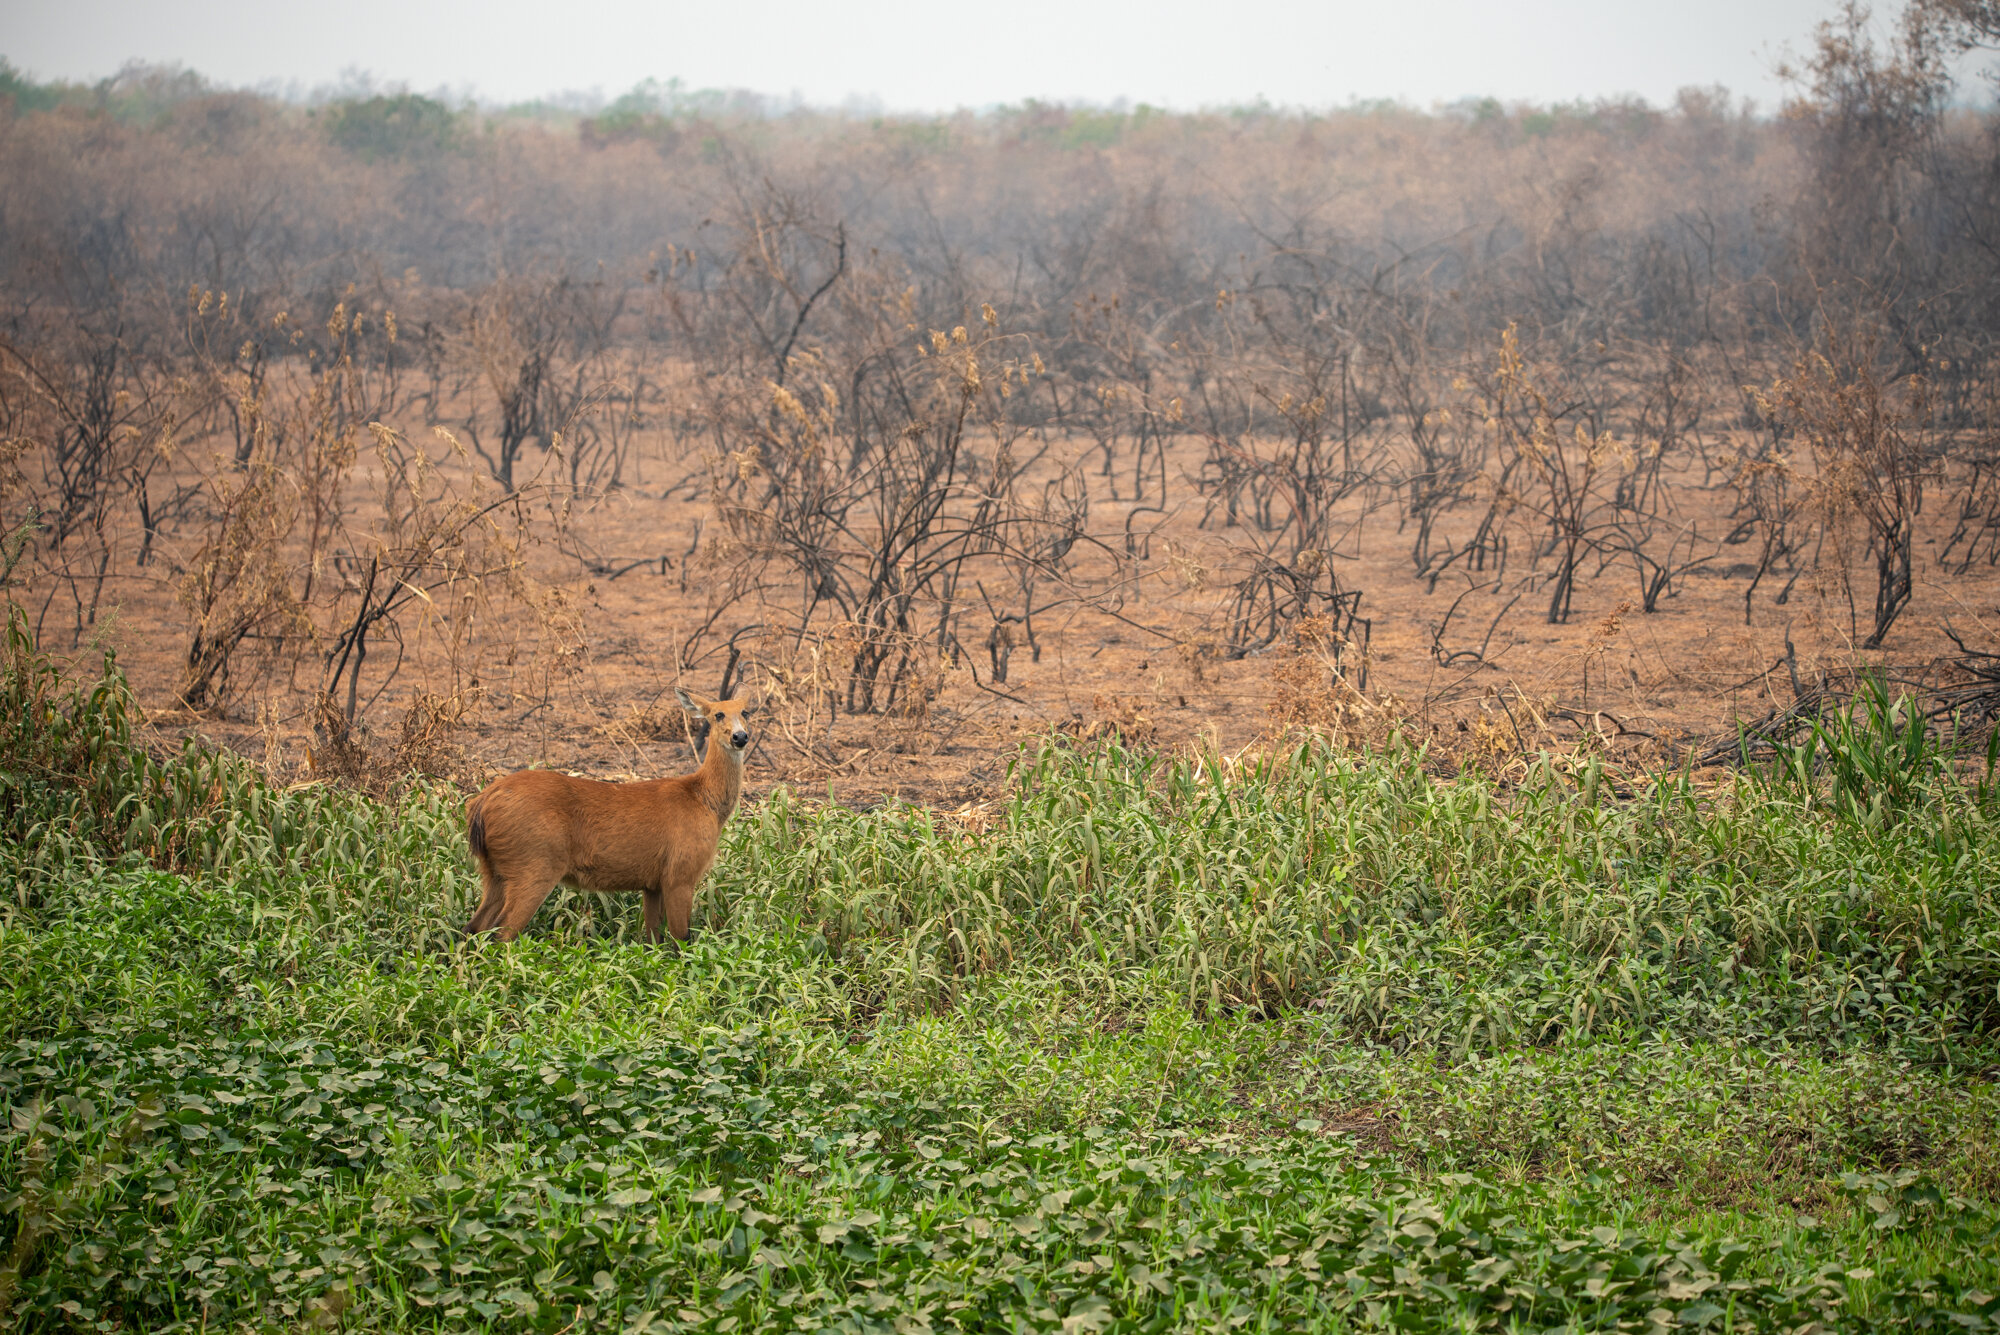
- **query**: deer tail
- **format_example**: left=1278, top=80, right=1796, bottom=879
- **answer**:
left=467, top=798, right=489, bottom=864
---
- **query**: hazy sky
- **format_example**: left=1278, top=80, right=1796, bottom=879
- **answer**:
left=0, top=0, right=1904, bottom=112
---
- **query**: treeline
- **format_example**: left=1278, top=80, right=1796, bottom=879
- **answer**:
left=0, top=12, right=1993, bottom=369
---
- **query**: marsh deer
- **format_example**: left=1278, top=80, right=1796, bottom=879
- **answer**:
left=464, top=689, right=754, bottom=942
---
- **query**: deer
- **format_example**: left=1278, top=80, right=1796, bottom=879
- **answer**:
left=463, top=688, right=754, bottom=942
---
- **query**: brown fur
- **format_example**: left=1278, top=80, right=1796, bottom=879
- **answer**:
left=463, top=690, right=753, bottom=942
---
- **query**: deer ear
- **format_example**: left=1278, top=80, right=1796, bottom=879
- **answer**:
left=675, top=686, right=701, bottom=713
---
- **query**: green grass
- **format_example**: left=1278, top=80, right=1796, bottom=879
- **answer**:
left=3, top=615, right=2000, bottom=1331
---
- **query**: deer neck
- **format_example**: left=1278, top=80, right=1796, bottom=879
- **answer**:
left=693, top=735, right=745, bottom=824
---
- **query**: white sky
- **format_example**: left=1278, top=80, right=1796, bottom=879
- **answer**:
left=0, top=0, right=1943, bottom=112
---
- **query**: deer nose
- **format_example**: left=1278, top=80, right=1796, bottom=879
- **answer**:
left=731, top=728, right=750, bottom=748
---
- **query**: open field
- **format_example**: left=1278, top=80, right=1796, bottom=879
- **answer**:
left=31, top=399, right=2000, bottom=815
left=5, top=619, right=2000, bottom=1331
left=49, top=403, right=2000, bottom=811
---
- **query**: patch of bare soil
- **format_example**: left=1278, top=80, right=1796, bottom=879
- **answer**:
left=54, top=423, right=2000, bottom=809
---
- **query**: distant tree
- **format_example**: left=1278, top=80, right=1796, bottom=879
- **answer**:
left=1915, top=0, right=2000, bottom=50
left=324, top=93, right=459, bottom=161
left=0, top=59, right=66, bottom=114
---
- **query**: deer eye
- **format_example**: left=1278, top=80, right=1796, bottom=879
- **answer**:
left=714, top=713, right=724, bottom=721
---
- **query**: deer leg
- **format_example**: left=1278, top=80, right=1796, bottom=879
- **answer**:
left=490, top=857, right=566, bottom=942
left=642, top=887, right=665, bottom=943
left=662, top=875, right=695, bottom=942
left=465, top=861, right=507, bottom=937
